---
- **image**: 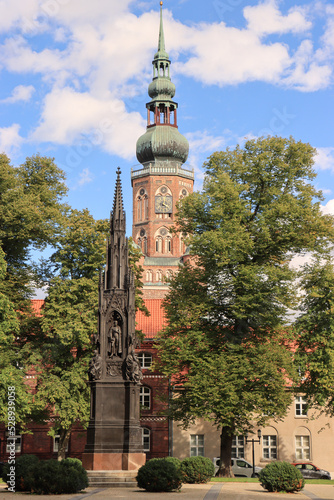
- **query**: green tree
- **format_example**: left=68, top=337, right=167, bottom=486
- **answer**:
left=0, top=153, right=68, bottom=308
left=0, top=152, right=68, bottom=431
left=157, top=136, right=334, bottom=476
left=295, top=258, right=334, bottom=414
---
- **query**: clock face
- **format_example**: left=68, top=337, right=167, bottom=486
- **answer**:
left=155, top=195, right=173, bottom=213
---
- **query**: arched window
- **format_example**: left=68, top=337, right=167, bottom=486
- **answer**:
left=166, top=236, right=172, bottom=253
left=156, top=270, right=163, bottom=282
left=144, top=196, right=148, bottom=219
left=137, top=196, right=142, bottom=221
left=165, top=270, right=173, bottom=282
left=156, top=236, right=162, bottom=253
left=140, top=386, right=151, bottom=410
left=143, top=237, right=147, bottom=255
left=146, top=270, right=153, bottom=282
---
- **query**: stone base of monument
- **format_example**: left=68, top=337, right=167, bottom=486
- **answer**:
left=82, top=452, right=146, bottom=471
left=86, top=470, right=138, bottom=488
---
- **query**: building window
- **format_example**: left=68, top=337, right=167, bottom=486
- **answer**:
left=156, top=270, right=163, bottom=282
left=53, top=435, right=69, bottom=453
left=295, top=396, right=308, bottom=416
left=6, top=432, right=21, bottom=453
left=146, top=270, right=153, bottom=282
left=263, top=435, right=277, bottom=459
left=190, top=434, right=204, bottom=457
left=166, top=237, right=172, bottom=253
left=140, top=386, right=151, bottom=410
left=143, top=237, right=147, bottom=255
left=156, top=236, right=162, bottom=253
left=165, top=270, right=173, bottom=282
left=295, top=435, right=310, bottom=460
left=138, top=353, right=153, bottom=369
left=142, top=428, right=150, bottom=452
left=137, top=197, right=142, bottom=221
left=144, top=196, right=148, bottom=219
left=232, top=436, right=244, bottom=458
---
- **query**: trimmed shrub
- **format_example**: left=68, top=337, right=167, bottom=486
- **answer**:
left=2, top=456, right=88, bottom=494
left=164, top=456, right=182, bottom=470
left=259, top=461, right=305, bottom=493
left=2, top=454, right=39, bottom=491
left=31, top=458, right=88, bottom=494
left=137, top=457, right=183, bottom=492
left=180, top=456, right=215, bottom=484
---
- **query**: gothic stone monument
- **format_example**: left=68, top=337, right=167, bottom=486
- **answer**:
left=82, top=168, right=146, bottom=472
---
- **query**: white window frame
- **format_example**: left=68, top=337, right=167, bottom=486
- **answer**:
left=6, top=432, right=22, bottom=453
left=142, top=427, right=150, bottom=452
left=295, top=435, right=310, bottom=460
left=295, top=396, right=308, bottom=417
left=232, top=436, right=244, bottom=458
left=190, top=434, right=204, bottom=457
left=53, top=434, right=69, bottom=453
left=262, top=435, right=277, bottom=459
left=137, top=353, right=153, bottom=369
left=140, top=386, right=151, bottom=410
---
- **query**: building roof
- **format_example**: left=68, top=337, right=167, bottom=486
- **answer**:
left=136, top=299, right=167, bottom=339
left=31, top=299, right=44, bottom=317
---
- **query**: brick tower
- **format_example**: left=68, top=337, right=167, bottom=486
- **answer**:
left=131, top=2, right=194, bottom=300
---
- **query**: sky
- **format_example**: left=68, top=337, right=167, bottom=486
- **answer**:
left=1, top=0, right=334, bottom=238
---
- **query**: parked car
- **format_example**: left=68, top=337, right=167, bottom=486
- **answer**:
left=292, top=462, right=331, bottom=480
left=213, top=457, right=262, bottom=477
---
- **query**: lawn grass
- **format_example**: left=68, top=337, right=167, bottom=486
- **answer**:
left=211, top=477, right=334, bottom=485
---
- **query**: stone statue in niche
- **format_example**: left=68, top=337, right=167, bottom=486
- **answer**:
left=108, top=318, right=122, bottom=358
left=88, top=350, right=102, bottom=381
left=125, top=352, right=143, bottom=384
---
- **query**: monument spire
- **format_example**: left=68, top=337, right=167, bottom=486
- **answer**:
left=111, top=166, right=126, bottom=233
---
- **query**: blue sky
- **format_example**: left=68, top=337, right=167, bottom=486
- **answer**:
left=1, top=0, right=333, bottom=237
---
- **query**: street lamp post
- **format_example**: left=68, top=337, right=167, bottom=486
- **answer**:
left=245, top=429, right=262, bottom=477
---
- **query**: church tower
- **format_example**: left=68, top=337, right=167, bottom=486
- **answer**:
left=131, top=2, right=194, bottom=299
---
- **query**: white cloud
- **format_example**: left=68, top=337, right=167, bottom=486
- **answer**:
left=1, top=85, right=35, bottom=103
left=321, top=198, right=334, bottom=215
left=244, top=0, right=311, bottom=36
left=0, top=124, right=24, bottom=155
left=173, top=22, right=291, bottom=86
left=78, top=167, right=94, bottom=187
left=30, top=87, right=145, bottom=159
left=282, top=40, right=332, bottom=91
left=315, top=147, right=334, bottom=172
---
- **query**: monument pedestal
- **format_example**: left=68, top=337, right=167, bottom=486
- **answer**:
left=82, top=452, right=146, bottom=471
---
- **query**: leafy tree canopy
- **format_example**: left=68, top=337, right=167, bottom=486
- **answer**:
left=157, top=136, right=334, bottom=476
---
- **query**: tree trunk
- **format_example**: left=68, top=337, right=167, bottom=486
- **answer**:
left=57, top=427, right=71, bottom=461
left=216, top=426, right=234, bottom=477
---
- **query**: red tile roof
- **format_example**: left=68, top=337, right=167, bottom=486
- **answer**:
left=136, top=299, right=167, bottom=339
left=31, top=299, right=166, bottom=339
left=31, top=299, right=44, bottom=317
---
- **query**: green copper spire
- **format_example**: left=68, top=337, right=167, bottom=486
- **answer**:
left=136, top=2, right=189, bottom=166
left=155, top=1, right=168, bottom=60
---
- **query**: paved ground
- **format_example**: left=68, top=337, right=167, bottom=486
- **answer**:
left=1, top=481, right=334, bottom=500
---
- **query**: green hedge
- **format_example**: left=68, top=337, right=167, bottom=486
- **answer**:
left=137, top=458, right=182, bottom=492
left=259, top=461, right=305, bottom=493
left=180, top=456, right=215, bottom=484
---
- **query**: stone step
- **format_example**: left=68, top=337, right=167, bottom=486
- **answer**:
left=87, top=470, right=138, bottom=488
